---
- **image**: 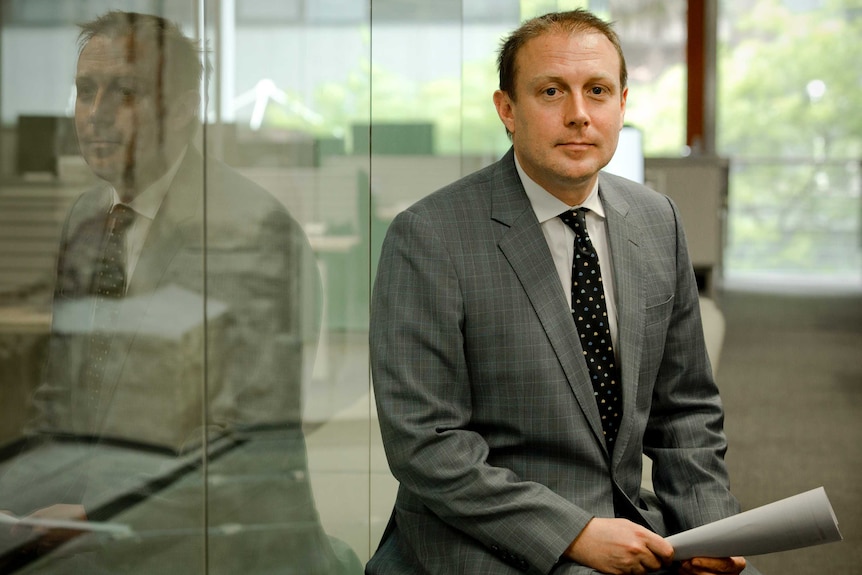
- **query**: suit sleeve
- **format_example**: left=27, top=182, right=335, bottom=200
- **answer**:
left=218, top=211, right=320, bottom=432
left=371, top=208, right=590, bottom=574
left=642, top=197, right=743, bottom=533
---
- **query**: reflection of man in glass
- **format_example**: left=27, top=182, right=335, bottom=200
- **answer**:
left=74, top=13, right=199, bottom=202
left=0, top=11, right=359, bottom=574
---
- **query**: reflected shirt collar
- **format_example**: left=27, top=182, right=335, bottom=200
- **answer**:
left=110, top=145, right=189, bottom=218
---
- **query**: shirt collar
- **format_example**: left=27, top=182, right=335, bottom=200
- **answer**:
left=111, top=145, right=188, bottom=219
left=514, top=154, right=605, bottom=224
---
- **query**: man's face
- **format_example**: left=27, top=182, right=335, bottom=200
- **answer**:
left=75, top=34, right=189, bottom=199
left=494, top=30, right=627, bottom=204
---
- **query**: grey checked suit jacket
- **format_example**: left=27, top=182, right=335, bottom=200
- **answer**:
left=368, top=149, right=756, bottom=575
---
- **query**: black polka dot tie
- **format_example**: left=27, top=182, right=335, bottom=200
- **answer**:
left=559, top=208, right=622, bottom=450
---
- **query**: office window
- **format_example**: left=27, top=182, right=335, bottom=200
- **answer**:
left=605, top=0, right=687, bottom=157
left=236, top=0, right=303, bottom=23
left=373, top=0, right=518, bottom=22
left=235, top=0, right=368, bottom=24
left=308, top=0, right=368, bottom=22
left=718, top=0, right=862, bottom=285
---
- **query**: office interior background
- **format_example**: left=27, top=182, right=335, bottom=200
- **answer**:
left=0, top=0, right=859, bottom=573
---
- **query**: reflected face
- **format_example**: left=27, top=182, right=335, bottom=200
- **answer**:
left=75, top=34, right=187, bottom=199
left=494, top=31, right=627, bottom=204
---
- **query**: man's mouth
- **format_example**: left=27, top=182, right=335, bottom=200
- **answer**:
left=83, top=138, right=122, bottom=145
left=557, top=141, right=595, bottom=151
left=82, top=140, right=123, bottom=156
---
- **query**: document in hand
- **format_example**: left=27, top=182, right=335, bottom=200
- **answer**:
left=667, top=487, right=842, bottom=560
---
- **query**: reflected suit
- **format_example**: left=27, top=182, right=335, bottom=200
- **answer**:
left=368, top=149, right=757, bottom=575
left=38, top=148, right=315, bottom=447
left=1, top=149, right=361, bottom=574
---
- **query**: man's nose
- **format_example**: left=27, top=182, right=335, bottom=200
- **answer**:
left=86, top=89, right=117, bottom=123
left=564, top=93, right=590, bottom=127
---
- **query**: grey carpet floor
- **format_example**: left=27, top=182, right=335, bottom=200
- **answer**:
left=716, top=288, right=862, bottom=574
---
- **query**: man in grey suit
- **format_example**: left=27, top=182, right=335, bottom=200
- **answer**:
left=369, top=10, right=757, bottom=575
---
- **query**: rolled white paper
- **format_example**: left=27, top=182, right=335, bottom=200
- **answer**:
left=0, top=512, right=132, bottom=536
left=667, top=486, right=842, bottom=560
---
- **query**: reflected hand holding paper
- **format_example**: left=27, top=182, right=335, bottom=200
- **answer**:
left=17, top=505, right=86, bottom=542
left=1, top=504, right=88, bottom=552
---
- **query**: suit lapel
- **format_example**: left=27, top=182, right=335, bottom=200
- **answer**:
left=95, top=152, right=203, bottom=431
left=598, top=174, right=644, bottom=468
left=112, top=151, right=202, bottom=357
left=127, top=151, right=203, bottom=297
left=493, top=151, right=609, bottom=451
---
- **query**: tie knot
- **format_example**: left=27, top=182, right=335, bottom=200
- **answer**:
left=107, top=204, right=136, bottom=234
left=558, top=207, right=589, bottom=233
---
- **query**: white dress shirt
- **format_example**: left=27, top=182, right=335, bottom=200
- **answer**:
left=515, top=157, right=619, bottom=351
left=109, top=147, right=188, bottom=286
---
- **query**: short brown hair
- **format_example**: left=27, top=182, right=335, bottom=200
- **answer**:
left=497, top=9, right=628, bottom=101
left=78, top=11, right=207, bottom=99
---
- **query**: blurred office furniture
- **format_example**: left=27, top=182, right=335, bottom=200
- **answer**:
left=15, top=116, right=77, bottom=178
left=351, top=123, right=434, bottom=155
left=0, top=186, right=79, bottom=296
left=604, top=125, right=644, bottom=184
left=233, top=129, right=319, bottom=168
left=645, top=156, right=729, bottom=296
left=0, top=181, right=84, bottom=445
left=0, top=428, right=363, bottom=574
left=603, top=129, right=727, bottom=297
left=317, top=153, right=490, bottom=331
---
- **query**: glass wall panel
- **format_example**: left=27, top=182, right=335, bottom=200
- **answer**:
left=364, top=0, right=521, bottom=558
left=0, top=0, right=370, bottom=571
left=0, top=3, right=215, bottom=573
left=201, top=0, right=369, bottom=572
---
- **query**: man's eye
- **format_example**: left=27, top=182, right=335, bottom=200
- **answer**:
left=591, top=86, right=606, bottom=95
left=76, top=85, right=95, bottom=100
left=115, top=87, right=137, bottom=103
left=544, top=87, right=559, bottom=96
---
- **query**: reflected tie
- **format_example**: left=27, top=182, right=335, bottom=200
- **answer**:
left=92, top=204, right=136, bottom=298
left=82, top=204, right=135, bottom=422
left=559, top=208, right=622, bottom=449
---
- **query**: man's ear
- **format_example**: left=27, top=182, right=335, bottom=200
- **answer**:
left=493, top=89, right=516, bottom=136
left=169, top=89, right=200, bottom=132
left=618, top=86, right=628, bottom=130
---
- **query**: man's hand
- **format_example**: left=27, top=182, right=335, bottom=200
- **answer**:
left=0, top=509, right=18, bottom=530
left=564, top=517, right=674, bottom=575
left=11, top=504, right=88, bottom=548
left=678, top=556, right=746, bottom=575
